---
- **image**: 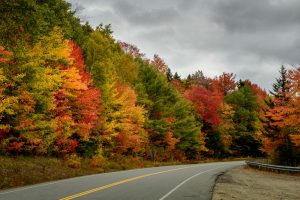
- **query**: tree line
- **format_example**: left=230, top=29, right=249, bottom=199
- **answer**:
left=0, top=0, right=299, bottom=166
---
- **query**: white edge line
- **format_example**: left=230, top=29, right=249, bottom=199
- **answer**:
left=159, top=166, right=225, bottom=200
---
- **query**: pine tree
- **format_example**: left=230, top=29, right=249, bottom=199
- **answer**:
left=225, top=84, right=263, bottom=157
left=270, top=65, right=291, bottom=105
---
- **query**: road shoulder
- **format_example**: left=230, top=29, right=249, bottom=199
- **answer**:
left=212, top=166, right=300, bottom=200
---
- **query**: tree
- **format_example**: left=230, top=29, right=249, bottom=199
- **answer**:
left=225, top=85, right=263, bottom=157
left=0, top=29, right=68, bottom=155
left=190, top=70, right=211, bottom=89
left=263, top=66, right=300, bottom=165
left=173, top=72, right=181, bottom=81
left=288, top=66, right=300, bottom=122
left=184, top=86, right=222, bottom=128
left=263, top=100, right=298, bottom=165
left=0, top=47, right=18, bottom=150
left=136, top=59, right=202, bottom=160
left=117, top=54, right=139, bottom=85
left=150, top=54, right=168, bottom=74
left=85, top=30, right=121, bottom=87
left=0, top=0, right=88, bottom=49
left=216, top=72, right=236, bottom=95
left=243, top=80, right=268, bottom=105
left=98, top=82, right=148, bottom=157
left=166, top=68, right=173, bottom=82
left=270, top=66, right=291, bottom=105
left=217, top=103, right=235, bottom=156
left=85, top=30, right=148, bottom=157
left=0, top=29, right=101, bottom=156
left=62, top=41, right=101, bottom=156
left=118, top=41, right=145, bottom=58
left=184, top=83, right=224, bottom=157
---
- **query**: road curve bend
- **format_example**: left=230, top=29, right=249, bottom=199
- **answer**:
left=0, top=161, right=244, bottom=200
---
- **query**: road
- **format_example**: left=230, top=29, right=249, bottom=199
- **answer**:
left=0, top=161, right=244, bottom=200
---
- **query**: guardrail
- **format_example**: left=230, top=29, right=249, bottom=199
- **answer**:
left=246, top=160, right=300, bottom=174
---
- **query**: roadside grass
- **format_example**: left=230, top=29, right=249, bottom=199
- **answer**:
left=0, top=156, right=249, bottom=190
left=0, top=156, right=101, bottom=190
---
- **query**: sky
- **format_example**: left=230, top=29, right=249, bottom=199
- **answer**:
left=67, top=0, right=300, bottom=91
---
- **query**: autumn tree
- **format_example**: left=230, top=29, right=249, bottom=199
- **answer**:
left=288, top=67, right=300, bottom=131
left=184, top=86, right=222, bottom=128
left=184, top=79, right=224, bottom=157
left=56, top=41, right=101, bottom=157
left=189, top=70, right=211, bottom=89
left=263, top=66, right=299, bottom=165
left=85, top=29, right=148, bottom=157
left=0, top=47, right=18, bottom=153
left=216, top=103, right=235, bottom=156
left=0, top=28, right=101, bottom=156
left=0, top=29, right=68, bottom=155
left=111, top=84, right=148, bottom=156
left=216, top=72, right=236, bottom=95
left=288, top=67, right=300, bottom=163
left=118, top=41, right=145, bottom=58
left=150, top=54, right=168, bottom=75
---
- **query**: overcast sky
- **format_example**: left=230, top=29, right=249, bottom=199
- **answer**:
left=67, top=0, right=300, bottom=91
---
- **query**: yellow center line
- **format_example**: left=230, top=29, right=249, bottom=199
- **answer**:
left=59, top=166, right=191, bottom=200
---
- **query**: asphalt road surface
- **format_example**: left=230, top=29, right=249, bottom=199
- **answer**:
left=0, top=161, right=244, bottom=200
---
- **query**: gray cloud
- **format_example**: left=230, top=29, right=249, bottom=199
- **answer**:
left=67, top=0, right=300, bottom=91
left=212, top=0, right=300, bottom=32
left=113, top=1, right=180, bottom=26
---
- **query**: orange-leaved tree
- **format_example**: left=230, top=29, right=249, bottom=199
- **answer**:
left=263, top=66, right=299, bottom=165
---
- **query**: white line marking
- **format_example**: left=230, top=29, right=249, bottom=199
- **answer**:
left=159, top=166, right=224, bottom=200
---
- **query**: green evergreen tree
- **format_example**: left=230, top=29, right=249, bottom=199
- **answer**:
left=173, top=72, right=181, bottom=81
left=136, top=59, right=203, bottom=160
left=270, top=65, right=291, bottom=105
left=225, top=84, right=263, bottom=157
left=166, top=68, right=173, bottom=82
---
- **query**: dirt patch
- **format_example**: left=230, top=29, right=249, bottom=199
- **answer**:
left=212, top=166, right=300, bottom=200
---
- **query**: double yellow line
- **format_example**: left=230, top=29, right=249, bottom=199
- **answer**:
left=60, top=166, right=191, bottom=200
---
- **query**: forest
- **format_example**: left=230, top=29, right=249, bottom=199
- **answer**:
left=0, top=0, right=299, bottom=167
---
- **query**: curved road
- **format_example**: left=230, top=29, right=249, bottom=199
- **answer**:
left=0, top=161, right=244, bottom=200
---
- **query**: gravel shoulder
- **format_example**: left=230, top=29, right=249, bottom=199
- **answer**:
left=212, top=166, right=300, bottom=200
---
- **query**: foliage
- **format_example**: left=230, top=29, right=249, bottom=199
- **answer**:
left=0, top=0, right=89, bottom=49
left=225, top=85, right=263, bottom=157
left=0, top=28, right=101, bottom=157
left=3, top=0, right=298, bottom=165
left=184, top=85, right=222, bottom=128
left=263, top=66, right=300, bottom=165
left=216, top=72, right=236, bottom=95
left=270, top=66, right=291, bottom=104
left=150, top=54, right=168, bottom=74
left=136, top=59, right=203, bottom=160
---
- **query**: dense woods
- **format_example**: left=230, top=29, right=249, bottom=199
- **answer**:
left=0, top=0, right=299, bottom=166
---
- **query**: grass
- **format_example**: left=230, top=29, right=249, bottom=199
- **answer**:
left=0, top=156, right=101, bottom=190
left=0, top=156, right=249, bottom=190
